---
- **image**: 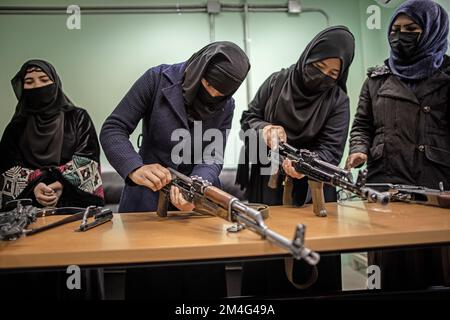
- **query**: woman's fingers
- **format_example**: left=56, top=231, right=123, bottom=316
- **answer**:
left=143, top=178, right=157, bottom=192
left=270, top=127, right=279, bottom=149
left=169, top=186, right=195, bottom=211
left=47, top=181, right=63, bottom=192
left=263, top=125, right=286, bottom=149
left=282, top=159, right=304, bottom=179
left=174, top=187, right=188, bottom=206
left=129, top=164, right=172, bottom=191
left=170, top=185, right=178, bottom=205
left=36, top=191, right=57, bottom=202
left=345, top=155, right=357, bottom=169
left=277, top=127, right=287, bottom=143
left=283, top=160, right=294, bottom=176
left=157, top=165, right=172, bottom=186
left=177, top=189, right=187, bottom=205
left=34, top=182, right=59, bottom=207
left=345, top=153, right=368, bottom=169
left=144, top=171, right=163, bottom=190
left=35, top=182, right=52, bottom=194
left=42, top=184, right=54, bottom=194
left=134, top=172, right=156, bottom=191
left=170, top=186, right=184, bottom=206
left=151, top=165, right=171, bottom=186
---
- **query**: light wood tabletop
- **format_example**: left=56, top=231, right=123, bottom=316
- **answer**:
left=1, top=202, right=449, bottom=269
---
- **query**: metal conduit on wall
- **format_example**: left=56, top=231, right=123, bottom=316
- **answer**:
left=0, top=1, right=330, bottom=103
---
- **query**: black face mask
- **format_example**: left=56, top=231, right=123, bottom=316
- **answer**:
left=302, top=64, right=336, bottom=93
left=22, top=83, right=57, bottom=113
left=389, top=31, right=421, bottom=61
left=189, top=83, right=225, bottom=121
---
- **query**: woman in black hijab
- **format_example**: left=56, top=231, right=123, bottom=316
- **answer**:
left=237, top=26, right=355, bottom=296
left=237, top=26, right=355, bottom=205
left=0, top=60, right=104, bottom=210
left=101, top=41, right=250, bottom=213
left=0, top=60, right=104, bottom=300
left=183, top=41, right=251, bottom=121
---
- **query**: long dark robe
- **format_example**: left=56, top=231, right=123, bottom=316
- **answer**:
left=0, top=60, right=104, bottom=299
left=0, top=107, right=104, bottom=209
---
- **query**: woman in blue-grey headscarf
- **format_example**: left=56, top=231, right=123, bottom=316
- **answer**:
left=346, top=0, right=450, bottom=290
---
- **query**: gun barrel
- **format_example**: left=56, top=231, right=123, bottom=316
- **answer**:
left=314, top=158, right=352, bottom=180
left=362, top=187, right=391, bottom=205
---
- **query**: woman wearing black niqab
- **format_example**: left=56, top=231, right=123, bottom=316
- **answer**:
left=183, top=41, right=251, bottom=121
left=100, top=41, right=250, bottom=299
left=238, top=25, right=355, bottom=207
left=101, top=41, right=250, bottom=214
left=237, top=26, right=355, bottom=296
left=0, top=60, right=104, bottom=299
left=0, top=60, right=104, bottom=210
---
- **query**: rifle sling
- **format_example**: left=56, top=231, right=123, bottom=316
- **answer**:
left=284, top=257, right=318, bottom=290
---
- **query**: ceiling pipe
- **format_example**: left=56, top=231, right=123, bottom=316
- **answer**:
left=0, top=2, right=331, bottom=104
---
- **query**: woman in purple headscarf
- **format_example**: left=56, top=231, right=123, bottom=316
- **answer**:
left=346, top=0, right=450, bottom=289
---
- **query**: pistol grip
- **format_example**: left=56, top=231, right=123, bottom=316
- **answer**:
left=308, top=180, right=327, bottom=217
left=156, top=191, right=169, bottom=217
left=282, top=176, right=294, bottom=206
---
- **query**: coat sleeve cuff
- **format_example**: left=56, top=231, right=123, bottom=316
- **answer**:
left=117, top=158, right=144, bottom=184
left=349, top=145, right=369, bottom=155
left=252, top=120, right=271, bottom=131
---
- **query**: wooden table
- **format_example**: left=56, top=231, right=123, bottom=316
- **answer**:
left=1, top=202, right=449, bottom=270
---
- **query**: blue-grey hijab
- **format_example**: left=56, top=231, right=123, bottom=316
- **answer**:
left=387, top=0, right=449, bottom=80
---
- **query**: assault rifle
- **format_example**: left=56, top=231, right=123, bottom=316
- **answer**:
left=157, top=168, right=320, bottom=265
left=0, top=199, right=113, bottom=240
left=365, top=182, right=450, bottom=209
left=270, top=142, right=390, bottom=217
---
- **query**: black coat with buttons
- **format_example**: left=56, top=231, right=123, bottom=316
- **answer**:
left=349, top=56, right=450, bottom=189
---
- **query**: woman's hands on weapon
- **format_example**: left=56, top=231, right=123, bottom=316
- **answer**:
left=345, top=152, right=368, bottom=169
left=282, top=159, right=305, bottom=180
left=128, top=164, right=172, bottom=191
left=170, top=186, right=195, bottom=212
left=263, top=124, right=287, bottom=149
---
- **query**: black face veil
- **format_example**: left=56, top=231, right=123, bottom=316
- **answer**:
left=10, top=59, right=75, bottom=168
left=182, top=41, right=250, bottom=120
left=264, top=26, right=355, bottom=145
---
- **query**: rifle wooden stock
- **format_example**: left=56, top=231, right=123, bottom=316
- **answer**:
left=157, top=190, right=169, bottom=217
left=204, top=186, right=236, bottom=210
left=308, top=180, right=327, bottom=217
left=282, top=176, right=294, bottom=206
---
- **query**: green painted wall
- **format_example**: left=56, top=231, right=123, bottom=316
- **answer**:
left=2, top=0, right=445, bottom=171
